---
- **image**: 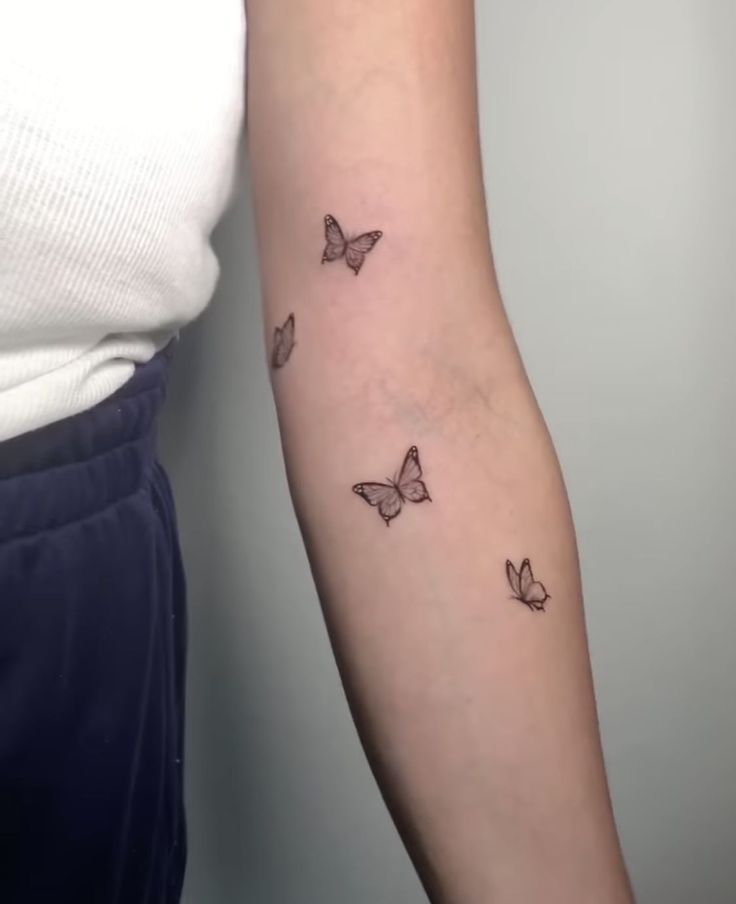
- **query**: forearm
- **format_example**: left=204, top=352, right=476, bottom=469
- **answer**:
left=246, top=2, right=632, bottom=902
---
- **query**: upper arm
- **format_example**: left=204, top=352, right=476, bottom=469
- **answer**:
left=245, top=0, right=525, bottom=445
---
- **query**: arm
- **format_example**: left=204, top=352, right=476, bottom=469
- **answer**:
left=245, top=2, right=633, bottom=902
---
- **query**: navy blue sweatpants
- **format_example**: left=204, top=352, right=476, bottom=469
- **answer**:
left=0, top=346, right=187, bottom=903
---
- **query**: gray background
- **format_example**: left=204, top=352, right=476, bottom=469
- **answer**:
left=160, top=2, right=736, bottom=901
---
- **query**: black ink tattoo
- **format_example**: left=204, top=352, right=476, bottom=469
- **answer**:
left=271, top=313, right=296, bottom=369
left=353, top=446, right=431, bottom=526
left=505, top=559, right=550, bottom=612
left=322, top=214, right=383, bottom=276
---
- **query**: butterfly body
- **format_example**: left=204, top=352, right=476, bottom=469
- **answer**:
left=322, top=214, right=383, bottom=276
left=353, top=446, right=431, bottom=526
left=505, top=559, right=550, bottom=612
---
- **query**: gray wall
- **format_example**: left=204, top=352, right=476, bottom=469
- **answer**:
left=160, top=2, right=736, bottom=901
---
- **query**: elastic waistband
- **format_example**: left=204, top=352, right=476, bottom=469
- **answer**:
left=0, top=343, right=175, bottom=543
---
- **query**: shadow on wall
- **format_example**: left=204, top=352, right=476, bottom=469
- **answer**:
left=159, top=177, right=428, bottom=904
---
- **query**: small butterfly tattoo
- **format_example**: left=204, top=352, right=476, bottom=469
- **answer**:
left=505, top=559, right=550, bottom=612
left=353, top=445, right=431, bottom=526
left=271, top=313, right=296, bottom=369
left=322, top=214, right=383, bottom=276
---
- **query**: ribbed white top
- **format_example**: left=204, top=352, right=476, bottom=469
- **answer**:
left=0, top=0, right=245, bottom=441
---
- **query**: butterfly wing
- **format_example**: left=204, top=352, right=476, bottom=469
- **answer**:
left=525, top=584, right=549, bottom=608
left=322, top=214, right=347, bottom=263
left=395, top=445, right=431, bottom=503
left=271, top=325, right=284, bottom=368
left=519, top=559, right=549, bottom=607
left=281, top=313, right=295, bottom=349
left=348, top=231, right=384, bottom=254
left=397, top=445, right=423, bottom=483
left=519, top=560, right=536, bottom=597
left=506, top=560, right=522, bottom=597
left=345, top=231, right=383, bottom=275
left=271, top=314, right=295, bottom=368
left=352, top=482, right=403, bottom=526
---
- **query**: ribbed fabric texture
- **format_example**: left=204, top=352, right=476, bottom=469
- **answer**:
left=0, top=0, right=245, bottom=441
left=0, top=346, right=188, bottom=904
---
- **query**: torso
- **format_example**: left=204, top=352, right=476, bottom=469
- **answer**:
left=0, top=0, right=246, bottom=440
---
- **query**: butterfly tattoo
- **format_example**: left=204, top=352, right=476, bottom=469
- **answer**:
left=353, top=446, right=431, bottom=526
left=321, top=214, right=383, bottom=276
left=505, top=559, right=550, bottom=612
left=271, top=313, right=296, bottom=369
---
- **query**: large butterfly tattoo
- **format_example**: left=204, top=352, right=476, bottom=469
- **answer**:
left=505, top=559, right=550, bottom=612
left=321, top=214, right=383, bottom=276
left=353, top=445, right=431, bottom=526
left=271, top=313, right=296, bottom=369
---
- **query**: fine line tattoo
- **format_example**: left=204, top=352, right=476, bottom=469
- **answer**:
left=271, top=313, right=296, bottom=369
left=353, top=445, right=431, bottom=526
left=505, top=559, right=550, bottom=612
left=321, top=214, right=383, bottom=276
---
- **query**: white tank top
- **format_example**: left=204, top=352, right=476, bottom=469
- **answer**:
left=0, top=0, right=245, bottom=441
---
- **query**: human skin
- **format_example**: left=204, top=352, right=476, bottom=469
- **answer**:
left=245, top=2, right=634, bottom=902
